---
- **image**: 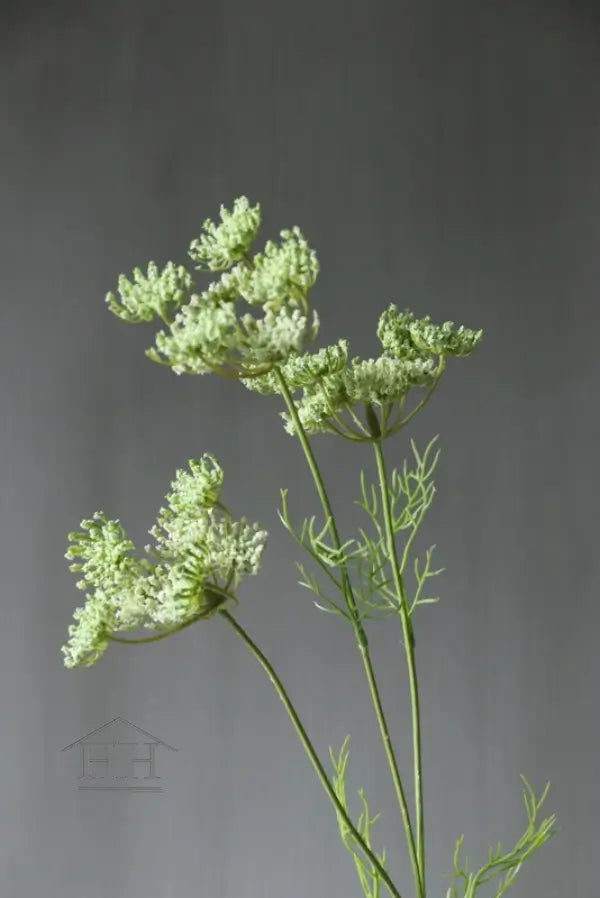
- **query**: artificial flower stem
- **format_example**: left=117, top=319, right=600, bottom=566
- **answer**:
left=275, top=368, right=423, bottom=898
left=398, top=358, right=445, bottom=431
left=220, top=609, right=403, bottom=898
left=107, top=618, right=200, bottom=644
left=357, top=641, right=423, bottom=898
left=373, top=439, right=426, bottom=896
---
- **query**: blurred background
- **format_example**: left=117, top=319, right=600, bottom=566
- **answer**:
left=1, top=1, right=599, bottom=895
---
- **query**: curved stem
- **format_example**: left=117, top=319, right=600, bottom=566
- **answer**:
left=220, top=610, right=402, bottom=898
left=396, top=359, right=445, bottom=432
left=373, top=440, right=426, bottom=896
left=107, top=617, right=200, bottom=644
left=275, top=368, right=422, bottom=898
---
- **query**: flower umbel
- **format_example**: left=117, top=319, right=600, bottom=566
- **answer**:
left=244, top=306, right=481, bottom=440
left=106, top=198, right=320, bottom=377
left=62, top=455, right=267, bottom=668
left=377, top=306, right=483, bottom=359
left=148, top=293, right=319, bottom=377
left=234, top=227, right=319, bottom=310
left=188, top=196, right=261, bottom=271
left=106, top=262, right=193, bottom=324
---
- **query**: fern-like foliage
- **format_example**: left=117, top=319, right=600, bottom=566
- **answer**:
left=330, top=737, right=387, bottom=898
left=446, top=778, right=557, bottom=898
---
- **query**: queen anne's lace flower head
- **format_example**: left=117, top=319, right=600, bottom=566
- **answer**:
left=378, top=305, right=483, bottom=359
left=148, top=296, right=319, bottom=377
left=62, top=455, right=267, bottom=668
left=233, top=228, right=319, bottom=310
left=106, top=262, right=193, bottom=323
left=188, top=197, right=261, bottom=271
left=106, top=198, right=320, bottom=378
left=244, top=306, right=482, bottom=439
left=243, top=340, right=350, bottom=395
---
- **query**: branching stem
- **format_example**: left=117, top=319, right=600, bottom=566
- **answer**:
left=275, top=368, right=423, bottom=898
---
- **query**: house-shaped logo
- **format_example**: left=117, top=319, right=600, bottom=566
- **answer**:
left=62, top=717, right=177, bottom=792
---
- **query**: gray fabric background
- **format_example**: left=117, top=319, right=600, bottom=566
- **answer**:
left=1, top=1, right=598, bottom=896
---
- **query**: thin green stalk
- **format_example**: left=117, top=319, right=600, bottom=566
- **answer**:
left=107, top=618, right=199, bottom=644
left=373, top=440, right=426, bottom=895
left=275, top=368, right=423, bottom=898
left=220, top=609, right=402, bottom=898
left=357, top=641, right=422, bottom=898
left=395, top=359, right=445, bottom=432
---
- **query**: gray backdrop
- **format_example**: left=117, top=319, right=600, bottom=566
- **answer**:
left=1, top=1, right=598, bottom=896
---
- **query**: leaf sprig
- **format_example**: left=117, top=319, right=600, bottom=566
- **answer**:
left=330, top=737, right=387, bottom=898
left=447, top=778, right=557, bottom=898
left=352, top=437, right=443, bottom=619
left=278, top=437, right=443, bottom=625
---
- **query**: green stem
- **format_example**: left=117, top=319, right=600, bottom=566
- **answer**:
left=395, top=359, right=445, bottom=433
left=220, top=609, right=403, bottom=898
left=107, top=617, right=199, bottom=644
left=373, top=440, right=426, bottom=896
left=275, top=368, right=423, bottom=898
left=357, top=642, right=422, bottom=898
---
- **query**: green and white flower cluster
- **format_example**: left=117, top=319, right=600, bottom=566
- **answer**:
left=377, top=305, right=482, bottom=358
left=245, top=306, right=483, bottom=439
left=188, top=196, right=262, bottom=271
left=104, top=197, right=480, bottom=439
left=62, top=455, right=267, bottom=668
left=106, top=261, right=193, bottom=324
left=106, top=197, right=320, bottom=378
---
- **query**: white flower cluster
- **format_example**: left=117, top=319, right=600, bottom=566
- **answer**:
left=244, top=306, right=482, bottom=437
left=148, top=286, right=319, bottom=376
left=243, top=340, right=350, bottom=394
left=106, top=262, right=193, bottom=323
left=62, top=455, right=267, bottom=668
left=281, top=353, right=439, bottom=436
left=106, top=198, right=320, bottom=377
left=188, top=197, right=262, bottom=271
left=377, top=305, right=483, bottom=358
left=234, top=227, right=319, bottom=308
